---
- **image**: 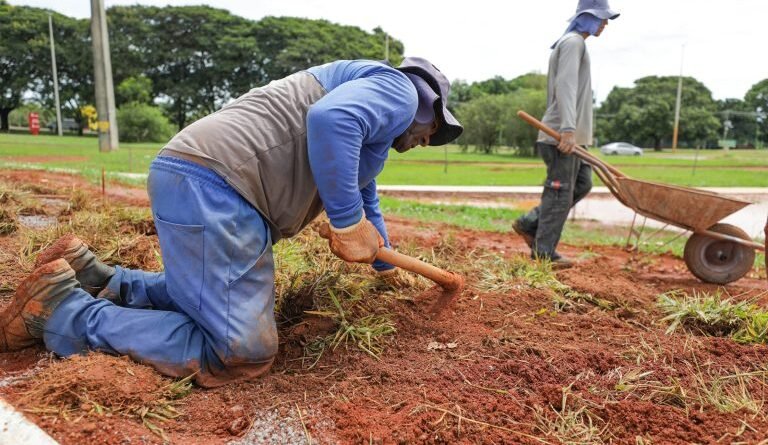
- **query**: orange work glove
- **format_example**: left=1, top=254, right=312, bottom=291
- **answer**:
left=323, top=217, right=383, bottom=264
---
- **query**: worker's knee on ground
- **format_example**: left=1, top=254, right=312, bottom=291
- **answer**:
left=224, top=316, right=278, bottom=366
left=195, top=357, right=275, bottom=388
left=194, top=321, right=278, bottom=388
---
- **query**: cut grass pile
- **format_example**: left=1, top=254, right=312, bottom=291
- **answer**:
left=0, top=179, right=161, bottom=273
left=657, top=290, right=768, bottom=343
left=609, top=362, right=768, bottom=417
left=470, top=252, right=616, bottom=312
left=19, top=354, right=192, bottom=440
left=534, top=387, right=607, bottom=444
left=274, top=225, right=429, bottom=364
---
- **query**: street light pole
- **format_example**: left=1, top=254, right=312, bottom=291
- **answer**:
left=90, top=0, right=118, bottom=151
left=48, top=14, right=63, bottom=137
left=671, top=45, right=684, bottom=152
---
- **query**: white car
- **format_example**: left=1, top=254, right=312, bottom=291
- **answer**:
left=600, top=142, right=643, bottom=156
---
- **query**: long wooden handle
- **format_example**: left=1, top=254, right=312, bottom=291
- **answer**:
left=516, top=110, right=626, bottom=178
left=317, top=223, right=463, bottom=290
left=375, top=247, right=462, bottom=290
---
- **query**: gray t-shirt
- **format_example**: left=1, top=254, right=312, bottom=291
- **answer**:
left=538, top=32, right=593, bottom=146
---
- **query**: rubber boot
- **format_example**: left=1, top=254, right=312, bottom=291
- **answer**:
left=35, top=234, right=115, bottom=296
left=0, top=259, right=79, bottom=351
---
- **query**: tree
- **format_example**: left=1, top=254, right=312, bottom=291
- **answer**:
left=598, top=76, right=720, bottom=150
left=108, top=5, right=260, bottom=130
left=448, top=73, right=546, bottom=111
left=457, top=94, right=508, bottom=153
left=116, top=75, right=153, bottom=106
left=453, top=73, right=547, bottom=155
left=456, top=86, right=546, bottom=155
left=117, top=103, right=173, bottom=142
left=716, top=98, right=755, bottom=146
left=45, top=15, right=93, bottom=135
left=0, top=3, right=50, bottom=131
left=252, top=17, right=404, bottom=84
left=745, top=79, right=768, bottom=145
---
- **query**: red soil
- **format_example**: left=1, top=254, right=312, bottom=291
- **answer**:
left=0, top=169, right=767, bottom=444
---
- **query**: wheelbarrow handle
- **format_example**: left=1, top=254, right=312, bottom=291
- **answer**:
left=516, top=111, right=626, bottom=179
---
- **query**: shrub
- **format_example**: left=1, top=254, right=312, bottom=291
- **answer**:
left=117, top=103, right=174, bottom=143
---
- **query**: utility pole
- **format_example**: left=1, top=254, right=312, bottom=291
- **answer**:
left=48, top=14, right=63, bottom=137
left=90, top=0, right=118, bottom=151
left=384, top=33, right=389, bottom=63
left=671, top=45, right=685, bottom=152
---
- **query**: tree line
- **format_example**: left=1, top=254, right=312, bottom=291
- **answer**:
left=2, top=1, right=766, bottom=150
left=452, top=74, right=768, bottom=153
left=0, top=2, right=403, bottom=137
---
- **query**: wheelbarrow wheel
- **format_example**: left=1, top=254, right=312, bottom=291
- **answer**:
left=683, top=223, right=755, bottom=285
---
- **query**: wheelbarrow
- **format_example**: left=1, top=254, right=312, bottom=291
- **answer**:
left=517, top=110, right=765, bottom=285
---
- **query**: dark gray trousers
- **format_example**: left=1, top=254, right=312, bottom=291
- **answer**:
left=516, top=142, right=592, bottom=257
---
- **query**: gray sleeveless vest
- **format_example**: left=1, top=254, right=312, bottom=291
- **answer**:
left=160, top=72, right=328, bottom=242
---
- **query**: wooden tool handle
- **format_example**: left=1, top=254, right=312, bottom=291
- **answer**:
left=375, top=247, right=462, bottom=291
left=317, top=223, right=463, bottom=290
left=516, top=110, right=625, bottom=178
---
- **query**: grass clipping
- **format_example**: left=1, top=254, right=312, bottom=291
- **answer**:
left=18, top=353, right=191, bottom=438
left=658, top=289, right=768, bottom=343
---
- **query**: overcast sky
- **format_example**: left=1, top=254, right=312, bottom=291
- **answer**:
left=9, top=0, right=766, bottom=103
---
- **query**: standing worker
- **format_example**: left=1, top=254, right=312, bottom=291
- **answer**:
left=0, top=57, right=462, bottom=387
left=513, top=0, right=619, bottom=267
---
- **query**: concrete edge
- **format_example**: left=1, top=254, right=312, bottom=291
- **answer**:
left=378, top=185, right=768, bottom=195
left=0, top=398, right=59, bottom=445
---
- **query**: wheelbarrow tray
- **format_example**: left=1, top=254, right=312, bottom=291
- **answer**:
left=616, top=178, right=751, bottom=232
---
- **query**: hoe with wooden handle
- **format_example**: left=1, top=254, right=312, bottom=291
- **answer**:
left=317, top=223, right=465, bottom=314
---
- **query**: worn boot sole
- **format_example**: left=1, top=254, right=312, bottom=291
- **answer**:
left=35, top=234, right=113, bottom=295
left=0, top=259, right=76, bottom=351
left=512, top=220, right=535, bottom=249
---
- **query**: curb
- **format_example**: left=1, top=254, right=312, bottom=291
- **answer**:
left=377, top=185, right=768, bottom=196
left=0, top=398, right=59, bottom=445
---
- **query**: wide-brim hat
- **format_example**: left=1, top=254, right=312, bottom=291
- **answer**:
left=567, top=0, right=620, bottom=22
left=396, top=57, right=463, bottom=146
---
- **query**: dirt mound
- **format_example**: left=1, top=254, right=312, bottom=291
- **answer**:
left=1, top=170, right=768, bottom=444
left=558, top=256, right=660, bottom=306
left=18, top=354, right=172, bottom=410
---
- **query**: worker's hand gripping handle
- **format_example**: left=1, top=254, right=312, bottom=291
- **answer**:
left=318, top=223, right=463, bottom=291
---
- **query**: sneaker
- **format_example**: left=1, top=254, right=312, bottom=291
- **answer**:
left=0, top=259, right=79, bottom=351
left=512, top=220, right=535, bottom=249
left=35, top=234, right=115, bottom=296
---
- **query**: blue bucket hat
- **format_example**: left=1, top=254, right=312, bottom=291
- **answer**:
left=396, top=57, right=464, bottom=146
left=567, top=0, right=620, bottom=22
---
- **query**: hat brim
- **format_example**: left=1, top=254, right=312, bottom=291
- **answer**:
left=429, top=106, right=463, bottom=146
left=397, top=66, right=464, bottom=146
left=567, top=9, right=620, bottom=22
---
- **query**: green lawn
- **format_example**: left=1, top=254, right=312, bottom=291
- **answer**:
left=379, top=196, right=525, bottom=232
left=1, top=133, right=767, bottom=187
left=0, top=133, right=159, bottom=185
